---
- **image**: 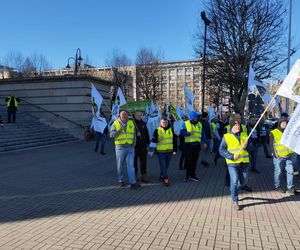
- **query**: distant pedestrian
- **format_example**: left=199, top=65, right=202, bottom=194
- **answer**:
left=258, top=117, right=272, bottom=158
left=151, top=117, right=177, bottom=186
left=110, top=110, right=140, bottom=189
left=247, top=116, right=260, bottom=173
left=5, top=95, right=20, bottom=123
left=200, top=112, right=211, bottom=167
left=94, top=111, right=108, bottom=155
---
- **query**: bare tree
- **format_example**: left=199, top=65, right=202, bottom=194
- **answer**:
left=195, top=0, right=286, bottom=113
left=105, top=49, right=132, bottom=98
left=135, top=47, right=163, bottom=101
left=3, top=51, right=52, bottom=77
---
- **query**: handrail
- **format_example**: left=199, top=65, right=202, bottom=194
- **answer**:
left=19, top=98, right=86, bottom=129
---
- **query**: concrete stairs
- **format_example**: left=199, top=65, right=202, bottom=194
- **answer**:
left=0, top=108, right=78, bottom=153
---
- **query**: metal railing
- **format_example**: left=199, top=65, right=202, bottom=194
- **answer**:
left=19, top=98, right=86, bottom=129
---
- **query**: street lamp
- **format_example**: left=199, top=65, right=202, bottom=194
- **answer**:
left=200, top=11, right=210, bottom=112
left=65, top=48, right=83, bottom=75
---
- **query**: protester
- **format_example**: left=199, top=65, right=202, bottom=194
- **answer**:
left=180, top=111, right=207, bottom=182
left=219, top=120, right=252, bottom=211
left=258, top=117, right=272, bottom=158
left=200, top=112, right=212, bottom=167
left=93, top=111, right=108, bottom=155
left=151, top=117, right=177, bottom=186
left=5, top=95, right=20, bottom=123
left=247, top=116, right=260, bottom=173
left=214, top=114, right=229, bottom=165
left=134, top=111, right=150, bottom=183
left=270, top=118, right=296, bottom=194
left=110, top=110, right=140, bottom=189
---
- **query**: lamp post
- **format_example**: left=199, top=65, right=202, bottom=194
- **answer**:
left=200, top=11, right=210, bottom=112
left=66, top=48, right=83, bottom=75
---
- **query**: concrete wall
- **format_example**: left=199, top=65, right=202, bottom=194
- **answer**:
left=0, top=75, right=112, bottom=139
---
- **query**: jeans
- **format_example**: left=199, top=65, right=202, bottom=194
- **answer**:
left=115, top=147, right=136, bottom=184
left=95, top=132, right=106, bottom=153
left=273, top=157, right=294, bottom=189
left=157, top=152, right=173, bottom=179
left=228, top=163, right=249, bottom=203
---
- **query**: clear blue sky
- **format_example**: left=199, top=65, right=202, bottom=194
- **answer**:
left=0, top=0, right=299, bottom=73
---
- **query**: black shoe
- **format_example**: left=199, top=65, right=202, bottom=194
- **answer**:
left=130, top=183, right=141, bottom=189
left=100, top=151, right=106, bottom=155
left=275, top=187, right=285, bottom=193
left=266, top=155, right=272, bottom=158
left=241, top=185, right=252, bottom=192
left=201, top=161, right=210, bottom=168
left=119, top=182, right=127, bottom=187
left=251, top=168, right=260, bottom=173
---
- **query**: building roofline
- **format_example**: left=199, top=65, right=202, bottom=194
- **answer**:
left=0, top=74, right=112, bottom=85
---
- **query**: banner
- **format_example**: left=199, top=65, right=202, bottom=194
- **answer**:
left=277, top=59, right=300, bottom=103
left=91, top=117, right=107, bottom=133
left=91, top=84, right=103, bottom=118
left=117, top=87, right=127, bottom=107
left=147, top=115, right=161, bottom=139
left=281, top=104, right=300, bottom=154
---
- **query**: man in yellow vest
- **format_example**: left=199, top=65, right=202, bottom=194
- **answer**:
left=181, top=111, right=207, bottom=182
left=270, top=118, right=296, bottom=195
left=5, top=95, right=20, bottom=123
left=219, top=120, right=251, bottom=211
left=110, top=110, right=141, bottom=189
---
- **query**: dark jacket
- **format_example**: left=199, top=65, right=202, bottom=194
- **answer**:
left=200, top=118, right=212, bottom=139
left=152, top=124, right=177, bottom=152
left=134, top=119, right=150, bottom=148
left=246, top=123, right=260, bottom=145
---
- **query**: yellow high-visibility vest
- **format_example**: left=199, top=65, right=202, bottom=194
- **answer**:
left=6, top=97, right=19, bottom=108
left=184, top=120, right=202, bottom=143
left=224, top=132, right=250, bottom=164
left=113, top=120, right=134, bottom=145
left=270, top=129, right=293, bottom=157
left=157, top=127, right=173, bottom=152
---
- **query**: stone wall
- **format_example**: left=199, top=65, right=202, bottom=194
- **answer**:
left=0, top=75, right=112, bottom=139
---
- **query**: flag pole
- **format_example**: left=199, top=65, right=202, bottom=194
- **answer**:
left=238, top=93, right=278, bottom=153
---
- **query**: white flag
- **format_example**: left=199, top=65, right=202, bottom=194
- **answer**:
left=281, top=103, right=300, bottom=154
left=277, top=59, right=300, bottom=103
left=91, top=84, right=103, bottom=118
left=117, top=87, right=127, bottom=107
left=248, top=65, right=260, bottom=96
left=176, top=105, right=182, bottom=119
left=150, top=100, right=156, bottom=115
left=145, top=103, right=150, bottom=115
left=208, top=105, right=216, bottom=121
left=173, top=119, right=184, bottom=136
left=91, top=117, right=107, bottom=133
left=183, top=85, right=195, bottom=112
left=147, top=115, right=161, bottom=139
left=261, top=93, right=276, bottom=113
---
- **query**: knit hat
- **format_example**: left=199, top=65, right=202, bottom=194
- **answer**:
left=230, top=120, right=240, bottom=129
left=189, top=111, right=198, bottom=121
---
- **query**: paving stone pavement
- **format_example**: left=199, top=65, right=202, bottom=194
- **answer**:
left=0, top=139, right=300, bottom=250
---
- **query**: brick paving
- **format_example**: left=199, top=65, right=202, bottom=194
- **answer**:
left=0, top=140, right=300, bottom=250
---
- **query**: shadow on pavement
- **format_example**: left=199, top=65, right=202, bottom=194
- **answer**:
left=0, top=140, right=299, bottom=222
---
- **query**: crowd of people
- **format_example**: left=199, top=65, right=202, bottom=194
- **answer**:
left=95, top=108, right=299, bottom=211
